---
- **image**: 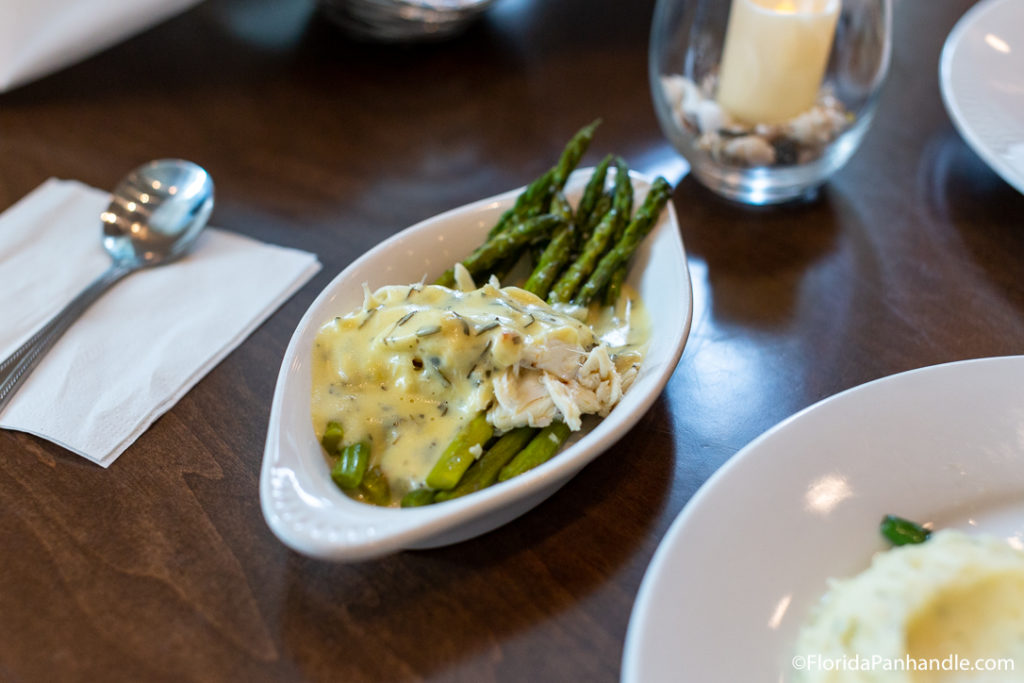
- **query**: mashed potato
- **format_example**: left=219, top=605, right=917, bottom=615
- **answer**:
left=795, top=530, right=1024, bottom=682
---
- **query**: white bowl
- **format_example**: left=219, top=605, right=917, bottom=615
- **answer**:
left=940, top=0, right=1024, bottom=195
left=622, top=356, right=1024, bottom=682
left=259, top=169, right=692, bottom=562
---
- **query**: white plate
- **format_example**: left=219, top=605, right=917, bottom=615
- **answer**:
left=940, top=0, right=1024, bottom=194
left=260, top=169, right=692, bottom=562
left=622, top=356, right=1024, bottom=682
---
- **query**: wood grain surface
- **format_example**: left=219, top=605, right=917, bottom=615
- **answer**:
left=1, top=0, right=1022, bottom=681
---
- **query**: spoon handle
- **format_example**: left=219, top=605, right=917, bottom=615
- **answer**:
left=0, top=264, right=132, bottom=414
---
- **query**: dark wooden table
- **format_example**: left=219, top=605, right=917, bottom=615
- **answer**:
left=1, top=0, right=1021, bottom=681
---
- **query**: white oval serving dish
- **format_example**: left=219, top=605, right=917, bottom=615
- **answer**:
left=260, top=169, right=692, bottom=562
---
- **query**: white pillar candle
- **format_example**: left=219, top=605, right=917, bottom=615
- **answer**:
left=716, top=0, right=841, bottom=125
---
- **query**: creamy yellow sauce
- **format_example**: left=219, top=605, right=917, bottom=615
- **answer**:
left=795, top=530, right=1024, bottom=682
left=310, top=281, right=649, bottom=504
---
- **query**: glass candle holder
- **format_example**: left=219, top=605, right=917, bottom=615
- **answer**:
left=650, top=0, right=892, bottom=205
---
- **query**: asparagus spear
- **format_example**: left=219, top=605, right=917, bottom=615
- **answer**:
left=511, top=118, right=599, bottom=231
left=435, top=427, right=537, bottom=501
left=578, top=192, right=612, bottom=244
left=331, top=441, right=370, bottom=490
left=549, top=191, right=574, bottom=224
left=574, top=154, right=612, bottom=231
left=529, top=191, right=573, bottom=271
left=548, top=159, right=635, bottom=303
left=523, top=222, right=575, bottom=299
left=550, top=119, right=601, bottom=190
left=499, top=119, right=598, bottom=234
left=573, top=177, right=672, bottom=306
left=436, top=204, right=546, bottom=286
left=486, top=169, right=556, bottom=240
left=499, top=120, right=599, bottom=270
left=436, top=121, right=599, bottom=286
left=548, top=207, right=620, bottom=303
left=601, top=159, right=636, bottom=304
left=609, top=157, right=634, bottom=238
left=602, top=267, right=629, bottom=306
left=498, top=422, right=572, bottom=481
left=425, top=413, right=494, bottom=490
left=453, top=214, right=563, bottom=283
left=523, top=192, right=576, bottom=298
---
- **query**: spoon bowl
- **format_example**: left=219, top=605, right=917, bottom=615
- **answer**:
left=102, top=159, right=214, bottom=267
left=0, top=159, right=215, bottom=411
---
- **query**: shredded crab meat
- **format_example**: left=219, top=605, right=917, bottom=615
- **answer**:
left=488, top=344, right=632, bottom=432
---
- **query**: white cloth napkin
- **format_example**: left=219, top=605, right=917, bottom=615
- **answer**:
left=0, top=0, right=202, bottom=92
left=0, top=178, right=321, bottom=466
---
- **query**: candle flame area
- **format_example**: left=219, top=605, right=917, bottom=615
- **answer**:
left=755, top=0, right=836, bottom=14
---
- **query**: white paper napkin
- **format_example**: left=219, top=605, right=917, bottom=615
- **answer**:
left=0, top=0, right=203, bottom=92
left=0, top=178, right=321, bottom=466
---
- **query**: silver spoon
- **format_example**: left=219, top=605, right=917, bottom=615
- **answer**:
left=0, top=159, right=214, bottom=412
